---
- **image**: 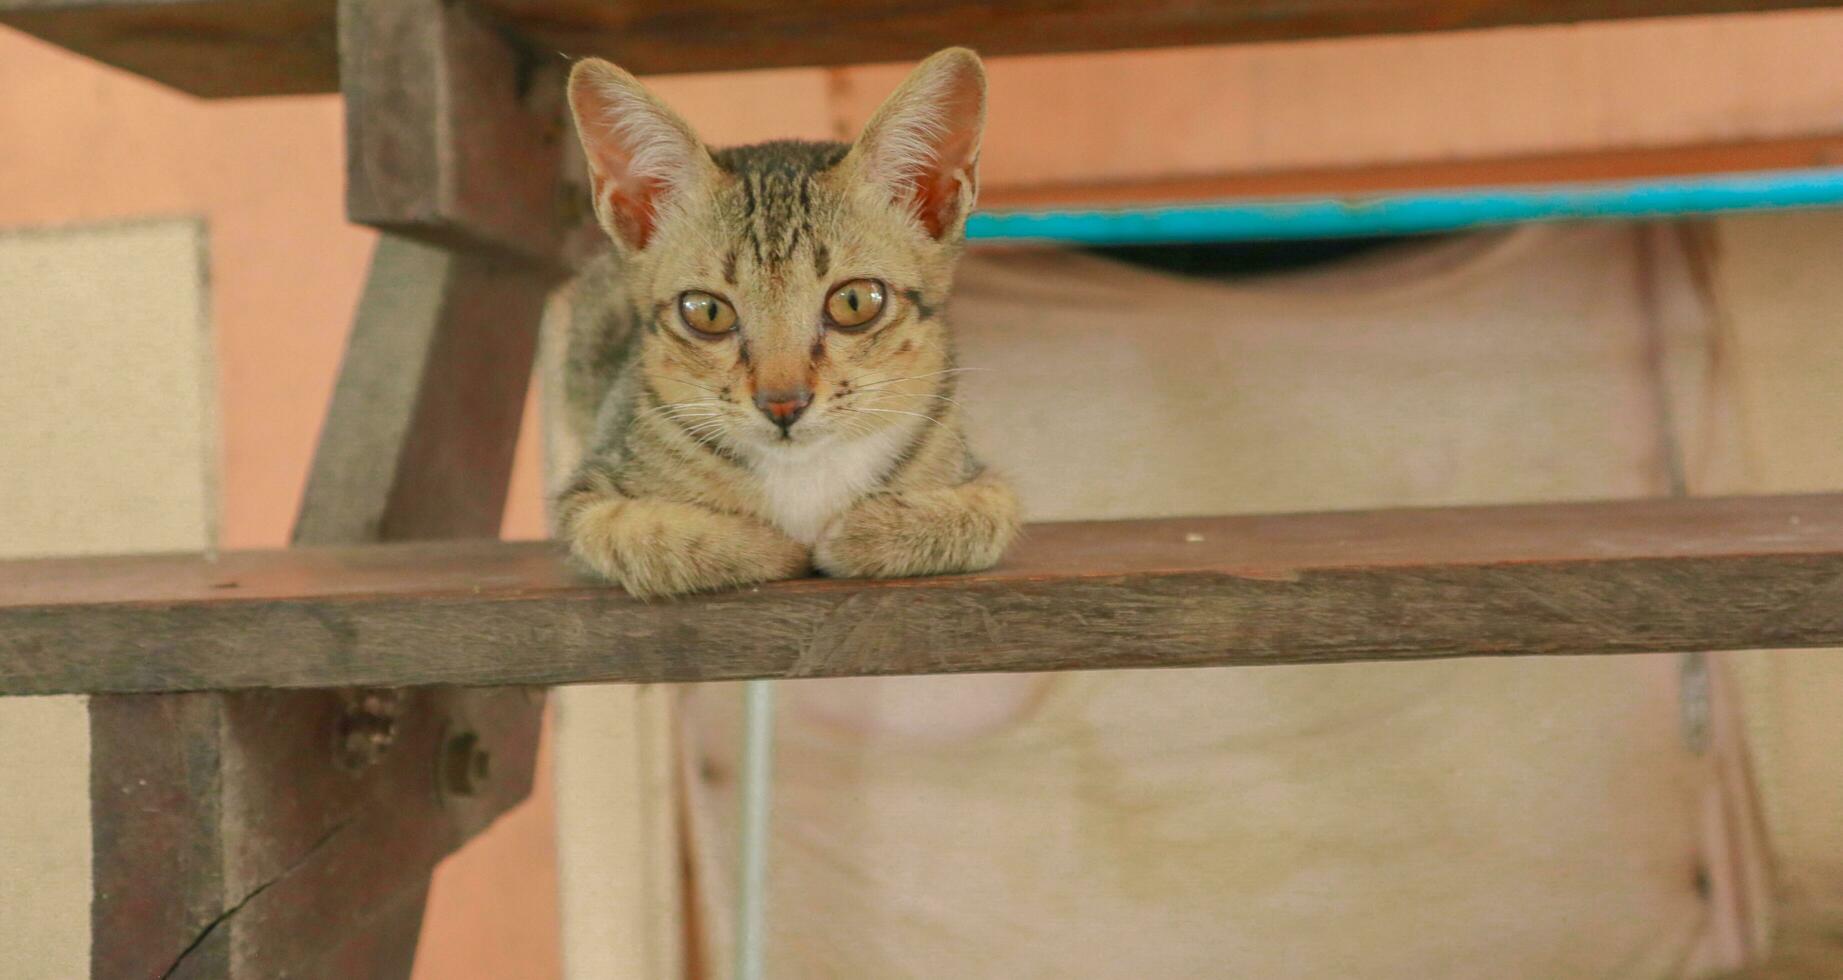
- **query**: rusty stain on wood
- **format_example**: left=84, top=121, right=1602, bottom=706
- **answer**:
left=13, top=494, right=1843, bottom=696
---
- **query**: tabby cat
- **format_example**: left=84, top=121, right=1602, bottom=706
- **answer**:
left=553, top=48, right=1019, bottom=598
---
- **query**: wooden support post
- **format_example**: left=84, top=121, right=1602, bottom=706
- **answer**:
left=89, top=688, right=540, bottom=978
left=85, top=0, right=565, bottom=973
left=339, top=0, right=567, bottom=262
left=87, top=243, right=557, bottom=974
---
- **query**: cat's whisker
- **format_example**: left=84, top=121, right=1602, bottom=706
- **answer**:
left=636, top=396, right=722, bottom=411
left=679, top=427, right=732, bottom=453
left=851, top=366, right=985, bottom=390
left=836, top=405, right=967, bottom=451
left=828, top=414, right=879, bottom=442
left=680, top=418, right=730, bottom=437
left=634, top=399, right=725, bottom=421
left=655, top=374, right=725, bottom=395
left=858, top=390, right=965, bottom=412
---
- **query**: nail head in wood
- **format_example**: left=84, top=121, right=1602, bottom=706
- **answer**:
left=440, top=731, right=492, bottom=799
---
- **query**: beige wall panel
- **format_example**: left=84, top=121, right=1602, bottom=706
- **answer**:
left=688, top=227, right=1753, bottom=978
left=0, top=220, right=216, bottom=556
left=1710, top=211, right=1843, bottom=908
left=0, top=218, right=214, bottom=978
left=0, top=696, right=89, bottom=979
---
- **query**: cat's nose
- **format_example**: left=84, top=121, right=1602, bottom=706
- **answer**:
left=753, top=388, right=812, bottom=432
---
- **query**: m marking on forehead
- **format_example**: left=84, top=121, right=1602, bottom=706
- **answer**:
left=715, top=140, right=849, bottom=275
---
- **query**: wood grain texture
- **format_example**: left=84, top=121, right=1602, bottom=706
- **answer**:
left=482, top=0, right=1843, bottom=74
left=84, top=118, right=554, bottom=973
left=88, top=688, right=541, bottom=977
left=10, top=494, right=1843, bottom=695
left=0, top=0, right=335, bottom=97
left=267, top=168, right=551, bottom=970
left=339, top=0, right=567, bottom=260
left=5, top=0, right=1837, bottom=96
left=89, top=694, right=227, bottom=977
left=293, top=236, right=555, bottom=544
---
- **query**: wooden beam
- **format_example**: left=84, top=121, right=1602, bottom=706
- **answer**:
left=5, top=0, right=1840, bottom=97
left=294, top=236, right=555, bottom=542
left=8, top=493, right=1843, bottom=696
left=481, top=0, right=1843, bottom=74
left=0, top=0, right=335, bottom=97
left=339, top=0, right=567, bottom=260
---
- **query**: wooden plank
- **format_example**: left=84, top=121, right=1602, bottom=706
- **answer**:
left=483, top=0, right=1843, bottom=74
left=6, top=493, right=1843, bottom=695
left=0, top=0, right=335, bottom=97
left=5, top=0, right=1839, bottom=97
left=294, top=236, right=555, bottom=543
left=338, top=0, right=567, bottom=260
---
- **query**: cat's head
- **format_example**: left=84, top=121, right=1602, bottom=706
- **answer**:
left=566, top=48, right=985, bottom=453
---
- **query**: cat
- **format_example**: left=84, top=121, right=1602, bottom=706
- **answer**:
left=551, top=48, right=1019, bottom=598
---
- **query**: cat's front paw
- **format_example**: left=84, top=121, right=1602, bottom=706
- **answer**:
left=569, top=498, right=809, bottom=598
left=814, top=479, right=1018, bottom=579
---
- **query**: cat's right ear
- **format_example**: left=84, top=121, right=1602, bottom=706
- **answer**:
left=567, top=58, right=712, bottom=251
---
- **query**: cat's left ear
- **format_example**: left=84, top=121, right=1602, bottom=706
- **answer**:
left=850, top=47, right=987, bottom=240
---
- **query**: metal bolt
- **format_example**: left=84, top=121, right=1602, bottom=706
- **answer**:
left=336, top=690, right=402, bottom=770
left=441, top=732, right=492, bottom=797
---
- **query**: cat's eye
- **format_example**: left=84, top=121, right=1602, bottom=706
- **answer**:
left=679, top=291, right=738, bottom=335
left=824, top=279, right=886, bottom=330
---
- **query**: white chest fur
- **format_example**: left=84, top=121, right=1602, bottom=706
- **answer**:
left=748, top=424, right=914, bottom=546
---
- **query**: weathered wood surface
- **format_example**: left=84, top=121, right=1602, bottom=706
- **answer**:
left=89, top=687, right=539, bottom=977
left=339, top=0, right=568, bottom=260
left=0, top=0, right=335, bottom=97
left=5, top=0, right=1840, bottom=97
left=294, top=236, right=554, bottom=543
left=478, top=0, right=1843, bottom=74
left=84, top=85, right=556, bottom=973
left=9, top=493, right=1843, bottom=695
